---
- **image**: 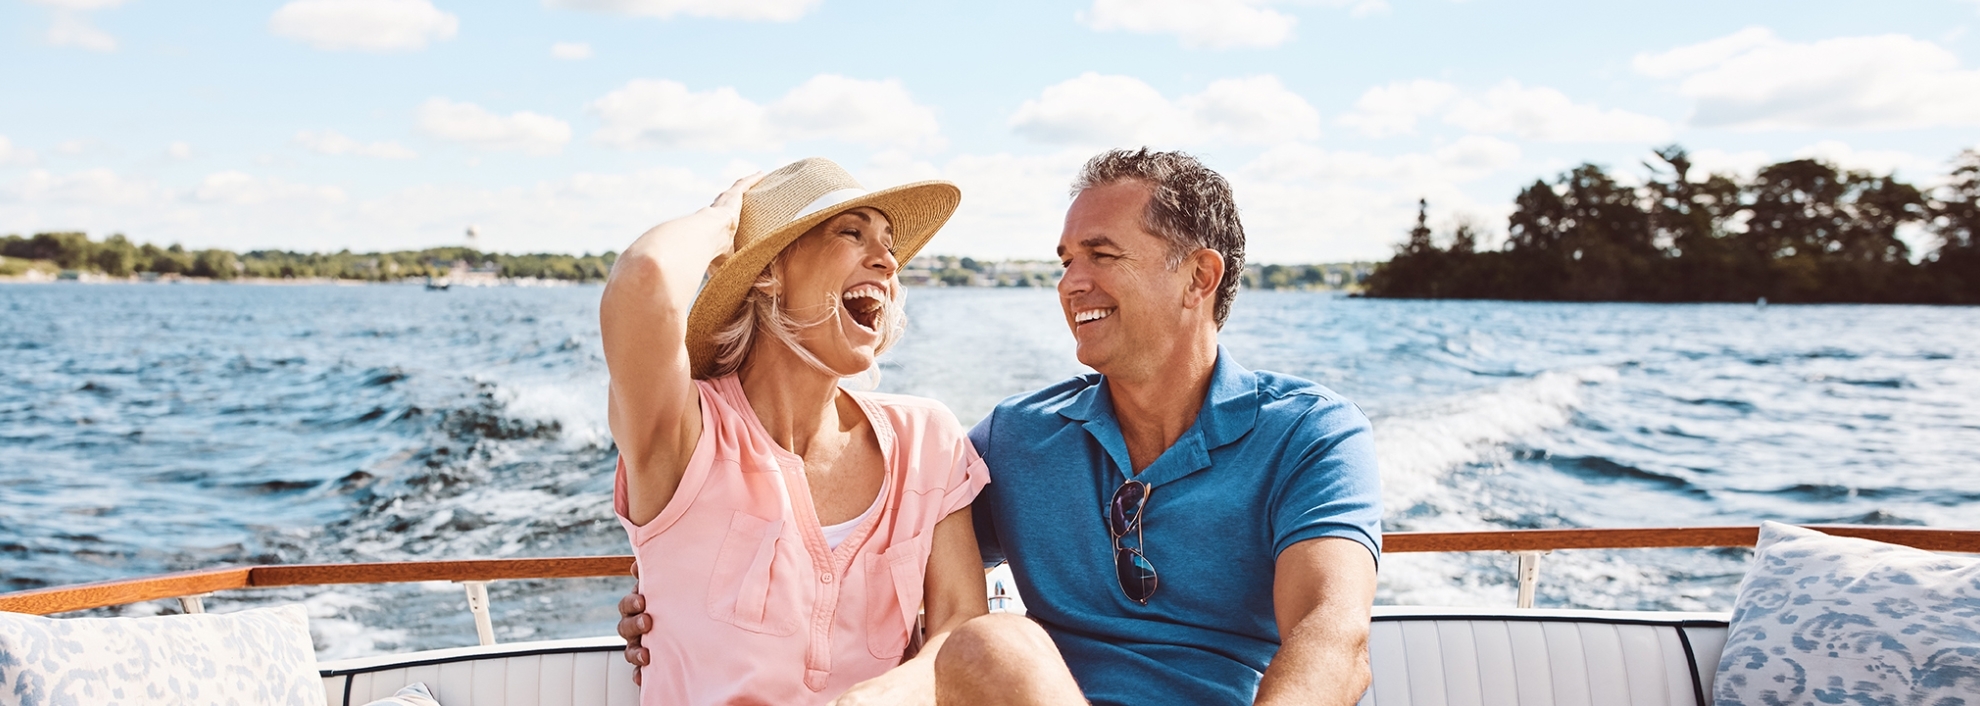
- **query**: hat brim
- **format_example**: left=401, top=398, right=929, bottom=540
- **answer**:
left=685, top=179, right=961, bottom=379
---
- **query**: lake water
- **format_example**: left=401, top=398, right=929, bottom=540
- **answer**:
left=3, top=283, right=1977, bottom=658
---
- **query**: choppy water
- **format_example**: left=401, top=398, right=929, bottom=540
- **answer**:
left=3, top=283, right=1977, bottom=657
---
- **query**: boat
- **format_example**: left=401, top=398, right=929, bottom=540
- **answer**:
left=4, top=525, right=1976, bottom=706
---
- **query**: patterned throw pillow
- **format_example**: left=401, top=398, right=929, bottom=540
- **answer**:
left=0, top=603, right=325, bottom=706
left=361, top=681, right=444, bottom=706
left=1714, top=521, right=1980, bottom=706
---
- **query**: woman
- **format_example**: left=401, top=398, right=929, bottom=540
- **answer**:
left=601, top=158, right=988, bottom=706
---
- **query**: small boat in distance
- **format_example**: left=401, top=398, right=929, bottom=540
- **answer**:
left=4, top=525, right=1976, bottom=706
left=425, top=277, right=450, bottom=291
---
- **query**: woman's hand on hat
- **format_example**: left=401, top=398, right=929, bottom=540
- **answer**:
left=708, top=172, right=765, bottom=223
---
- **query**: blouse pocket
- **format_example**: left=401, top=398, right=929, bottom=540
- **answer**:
left=864, top=531, right=933, bottom=660
left=705, top=510, right=797, bottom=636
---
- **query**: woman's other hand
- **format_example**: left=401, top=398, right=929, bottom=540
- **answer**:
left=618, top=564, right=651, bottom=685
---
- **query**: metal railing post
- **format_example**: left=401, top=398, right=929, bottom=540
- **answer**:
left=177, top=594, right=208, bottom=614
left=459, top=581, right=495, bottom=646
left=1513, top=550, right=1548, bottom=608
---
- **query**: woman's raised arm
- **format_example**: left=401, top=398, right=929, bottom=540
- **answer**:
left=602, top=173, right=762, bottom=526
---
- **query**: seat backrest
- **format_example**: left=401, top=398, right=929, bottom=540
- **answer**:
left=319, top=638, right=637, bottom=706
left=1359, top=609, right=1731, bottom=706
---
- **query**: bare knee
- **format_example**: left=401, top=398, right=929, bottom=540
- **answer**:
left=936, top=614, right=1079, bottom=704
left=943, top=614, right=1054, bottom=667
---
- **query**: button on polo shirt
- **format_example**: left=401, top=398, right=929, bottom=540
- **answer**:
left=970, top=348, right=1382, bottom=706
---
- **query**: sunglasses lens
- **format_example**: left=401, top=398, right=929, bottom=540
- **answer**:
left=1116, top=546, right=1158, bottom=603
left=1108, top=481, right=1146, bottom=537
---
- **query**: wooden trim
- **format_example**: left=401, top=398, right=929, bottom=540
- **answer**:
left=7, top=526, right=1978, bottom=616
left=247, top=556, right=633, bottom=587
left=1382, top=526, right=1980, bottom=553
left=0, top=566, right=251, bottom=616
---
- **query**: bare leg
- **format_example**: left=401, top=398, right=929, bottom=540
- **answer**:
left=934, top=614, right=1087, bottom=706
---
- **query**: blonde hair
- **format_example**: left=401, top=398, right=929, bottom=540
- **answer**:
left=704, top=254, right=907, bottom=380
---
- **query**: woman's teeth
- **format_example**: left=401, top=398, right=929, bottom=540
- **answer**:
left=1074, top=308, right=1112, bottom=323
left=842, top=285, right=887, bottom=331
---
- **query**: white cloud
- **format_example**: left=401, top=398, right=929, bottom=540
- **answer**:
left=587, top=75, right=943, bottom=152
left=55, top=140, right=90, bottom=155
left=1337, top=80, right=1460, bottom=137
left=1180, top=76, right=1322, bottom=143
left=1077, top=0, right=1387, bottom=49
left=1009, top=73, right=1186, bottom=145
left=417, top=99, right=571, bottom=154
left=1444, top=81, right=1672, bottom=143
left=1079, top=0, right=1296, bottom=49
left=3, top=168, right=163, bottom=206
left=550, top=41, right=592, bottom=60
left=194, top=172, right=348, bottom=206
left=1235, top=140, right=1523, bottom=261
left=1339, top=79, right=1669, bottom=142
left=1631, top=27, right=1775, bottom=79
left=1792, top=141, right=1934, bottom=178
left=270, top=0, right=459, bottom=52
left=588, top=80, right=772, bottom=150
left=1684, top=148, right=1772, bottom=182
left=1009, top=73, right=1321, bottom=146
left=1635, top=29, right=1980, bottom=130
left=768, top=75, right=945, bottom=150
left=294, top=130, right=418, bottom=159
left=167, top=142, right=192, bottom=159
left=0, top=137, right=38, bottom=167
left=48, top=11, right=117, bottom=51
left=545, top=0, right=820, bottom=22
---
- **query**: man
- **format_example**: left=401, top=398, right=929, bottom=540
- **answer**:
left=622, top=149, right=1381, bottom=705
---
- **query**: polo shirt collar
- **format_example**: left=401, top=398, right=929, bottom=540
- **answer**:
left=1054, top=346, right=1260, bottom=486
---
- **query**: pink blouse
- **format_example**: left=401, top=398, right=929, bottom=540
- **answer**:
left=615, top=375, right=989, bottom=705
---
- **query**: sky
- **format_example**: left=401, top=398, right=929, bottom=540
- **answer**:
left=3, top=0, right=1979, bottom=264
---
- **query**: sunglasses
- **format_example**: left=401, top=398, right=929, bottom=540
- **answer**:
left=1107, top=479, right=1158, bottom=604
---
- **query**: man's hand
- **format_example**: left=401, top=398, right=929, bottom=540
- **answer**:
left=618, top=563, right=650, bottom=685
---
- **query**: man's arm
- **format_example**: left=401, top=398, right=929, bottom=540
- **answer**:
left=1253, top=537, right=1377, bottom=706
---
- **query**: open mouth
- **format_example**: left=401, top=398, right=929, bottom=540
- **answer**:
left=841, top=284, right=888, bottom=333
left=1073, top=308, right=1114, bottom=325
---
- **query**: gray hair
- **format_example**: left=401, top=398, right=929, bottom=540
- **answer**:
left=1070, top=148, right=1246, bottom=327
left=706, top=254, right=907, bottom=380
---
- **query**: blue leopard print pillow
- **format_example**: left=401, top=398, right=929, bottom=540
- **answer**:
left=1714, top=522, right=1980, bottom=706
left=0, top=603, right=324, bottom=706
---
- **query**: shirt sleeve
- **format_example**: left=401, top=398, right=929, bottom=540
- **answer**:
left=968, top=411, right=1007, bottom=568
left=1271, top=400, right=1383, bottom=567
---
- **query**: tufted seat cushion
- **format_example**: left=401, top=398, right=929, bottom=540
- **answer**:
left=1359, top=607, right=1730, bottom=706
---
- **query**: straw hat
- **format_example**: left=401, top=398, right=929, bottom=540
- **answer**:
left=685, top=157, right=960, bottom=379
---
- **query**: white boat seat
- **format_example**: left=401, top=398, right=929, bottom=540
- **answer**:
left=320, top=637, right=637, bottom=706
left=317, top=609, right=1733, bottom=706
left=1360, top=608, right=1730, bottom=706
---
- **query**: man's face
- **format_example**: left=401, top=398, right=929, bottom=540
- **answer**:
left=1056, top=181, right=1193, bottom=375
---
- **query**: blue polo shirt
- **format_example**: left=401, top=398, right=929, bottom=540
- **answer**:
left=969, top=348, right=1381, bottom=706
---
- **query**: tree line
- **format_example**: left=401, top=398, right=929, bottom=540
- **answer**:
left=0, top=232, right=616, bottom=282
left=1365, top=146, right=1980, bottom=304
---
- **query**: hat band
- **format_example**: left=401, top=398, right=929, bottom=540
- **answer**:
left=792, top=188, right=870, bottom=220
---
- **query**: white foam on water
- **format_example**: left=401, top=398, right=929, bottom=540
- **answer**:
left=304, top=589, right=410, bottom=660
left=1371, top=366, right=1618, bottom=515
left=492, top=378, right=612, bottom=449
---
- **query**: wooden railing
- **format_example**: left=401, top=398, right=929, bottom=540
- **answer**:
left=5, top=525, right=1976, bottom=625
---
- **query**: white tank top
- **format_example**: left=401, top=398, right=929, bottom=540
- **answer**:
left=821, top=493, right=882, bottom=550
